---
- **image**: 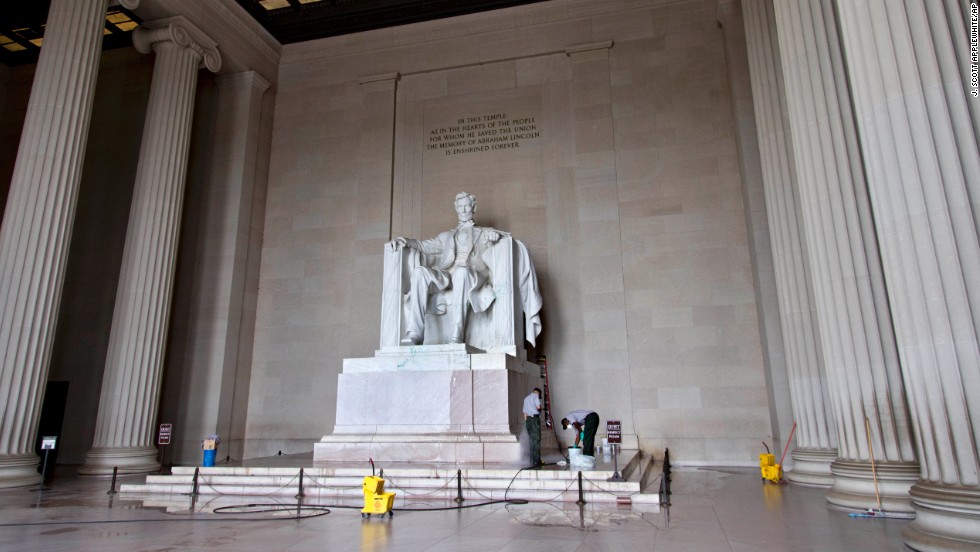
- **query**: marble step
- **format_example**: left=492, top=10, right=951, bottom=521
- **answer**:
left=120, top=451, right=659, bottom=506
left=124, top=473, right=639, bottom=502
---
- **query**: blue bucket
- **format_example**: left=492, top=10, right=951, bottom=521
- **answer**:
left=203, top=449, right=216, bottom=467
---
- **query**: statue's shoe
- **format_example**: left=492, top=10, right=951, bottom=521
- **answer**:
left=401, top=332, right=422, bottom=345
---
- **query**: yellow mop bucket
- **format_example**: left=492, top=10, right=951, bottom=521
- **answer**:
left=759, top=450, right=781, bottom=484
left=759, top=422, right=796, bottom=485
left=361, top=475, right=395, bottom=518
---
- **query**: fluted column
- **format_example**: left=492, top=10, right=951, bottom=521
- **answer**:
left=79, top=17, right=221, bottom=475
left=0, top=0, right=111, bottom=488
left=742, top=0, right=838, bottom=486
left=772, top=0, right=919, bottom=512
left=834, top=0, right=980, bottom=548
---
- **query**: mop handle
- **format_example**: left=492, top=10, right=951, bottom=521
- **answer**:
left=778, top=421, right=797, bottom=466
left=865, top=417, right=882, bottom=510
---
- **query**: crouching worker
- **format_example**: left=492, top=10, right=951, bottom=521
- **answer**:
left=561, top=410, right=599, bottom=456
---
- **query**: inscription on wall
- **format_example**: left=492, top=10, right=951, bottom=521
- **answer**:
left=426, top=112, right=540, bottom=156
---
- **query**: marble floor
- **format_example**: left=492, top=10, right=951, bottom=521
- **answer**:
left=0, top=464, right=909, bottom=551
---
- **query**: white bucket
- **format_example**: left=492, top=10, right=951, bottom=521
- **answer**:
left=568, top=447, right=595, bottom=469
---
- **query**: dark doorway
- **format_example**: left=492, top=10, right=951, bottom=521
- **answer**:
left=34, top=381, right=69, bottom=481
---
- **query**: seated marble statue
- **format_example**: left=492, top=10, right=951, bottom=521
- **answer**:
left=385, top=192, right=542, bottom=348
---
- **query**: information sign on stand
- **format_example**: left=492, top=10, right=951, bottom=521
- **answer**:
left=158, top=423, right=172, bottom=445
left=157, top=424, right=173, bottom=475
left=605, top=421, right=623, bottom=482
left=606, top=420, right=622, bottom=444
left=38, top=436, right=58, bottom=492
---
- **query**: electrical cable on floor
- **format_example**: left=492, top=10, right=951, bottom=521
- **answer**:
left=211, top=503, right=332, bottom=516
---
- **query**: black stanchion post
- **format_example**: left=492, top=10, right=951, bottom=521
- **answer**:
left=38, top=449, right=51, bottom=493
left=454, top=469, right=464, bottom=503
left=296, top=468, right=306, bottom=498
left=576, top=471, right=586, bottom=505
left=607, top=444, right=623, bottom=482
left=190, top=467, right=200, bottom=496
left=106, top=466, right=119, bottom=495
left=660, top=447, right=671, bottom=505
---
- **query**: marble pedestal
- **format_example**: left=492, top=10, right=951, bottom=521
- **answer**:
left=315, top=344, right=540, bottom=463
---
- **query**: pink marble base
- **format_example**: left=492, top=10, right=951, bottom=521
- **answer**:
left=315, top=347, right=540, bottom=464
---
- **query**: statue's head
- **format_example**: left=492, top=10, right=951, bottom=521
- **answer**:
left=454, top=192, right=476, bottom=223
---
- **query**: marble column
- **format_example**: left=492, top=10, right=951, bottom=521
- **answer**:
left=742, top=0, right=837, bottom=486
left=0, top=0, right=111, bottom=488
left=772, top=0, right=919, bottom=512
left=834, top=0, right=980, bottom=548
left=172, top=71, right=268, bottom=463
left=79, top=17, right=221, bottom=475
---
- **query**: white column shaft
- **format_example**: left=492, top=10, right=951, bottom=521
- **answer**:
left=0, top=0, right=108, bottom=488
left=773, top=0, right=919, bottom=511
left=742, top=0, right=837, bottom=485
left=833, top=0, right=980, bottom=547
left=99, top=42, right=199, bottom=447
left=81, top=18, right=221, bottom=475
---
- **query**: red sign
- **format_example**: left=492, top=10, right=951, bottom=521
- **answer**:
left=158, top=423, right=173, bottom=445
left=606, top=420, right=622, bottom=444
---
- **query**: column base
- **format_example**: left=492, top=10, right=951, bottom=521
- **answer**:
left=0, top=453, right=43, bottom=488
left=786, top=447, right=836, bottom=487
left=78, top=446, right=160, bottom=476
left=826, top=459, right=919, bottom=513
left=903, top=481, right=980, bottom=551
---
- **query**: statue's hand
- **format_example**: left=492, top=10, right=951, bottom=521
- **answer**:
left=386, top=237, right=408, bottom=252
left=485, top=230, right=501, bottom=243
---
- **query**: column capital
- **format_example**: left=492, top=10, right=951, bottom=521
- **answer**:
left=133, top=16, right=222, bottom=73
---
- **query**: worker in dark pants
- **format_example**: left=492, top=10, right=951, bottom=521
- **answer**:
left=561, top=410, right=600, bottom=456
left=523, top=388, right=542, bottom=466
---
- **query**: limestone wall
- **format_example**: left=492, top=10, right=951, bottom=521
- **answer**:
left=249, top=0, right=774, bottom=464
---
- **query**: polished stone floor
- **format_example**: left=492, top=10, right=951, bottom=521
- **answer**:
left=0, top=465, right=908, bottom=551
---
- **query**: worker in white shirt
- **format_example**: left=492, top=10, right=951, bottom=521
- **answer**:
left=522, top=388, right=543, bottom=466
